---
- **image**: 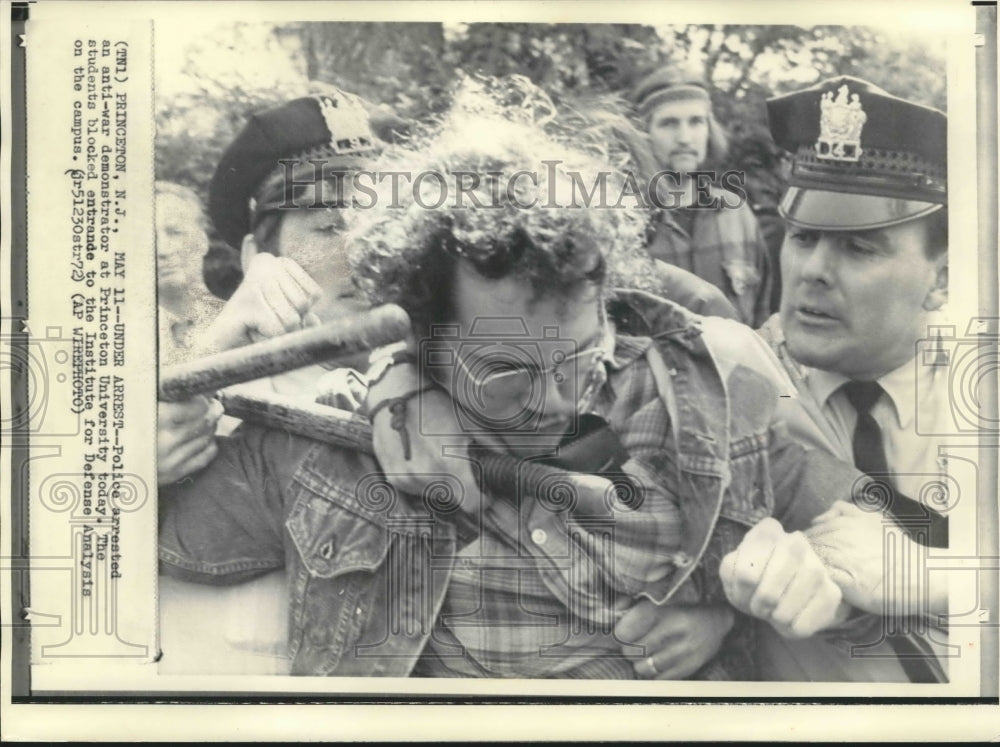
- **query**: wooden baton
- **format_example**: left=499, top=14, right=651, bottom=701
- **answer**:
left=158, top=304, right=410, bottom=401
left=217, top=386, right=376, bottom=452
left=216, top=387, right=617, bottom=515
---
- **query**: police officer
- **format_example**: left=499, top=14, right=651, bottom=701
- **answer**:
left=754, top=76, right=951, bottom=681
left=157, top=90, right=411, bottom=673
left=156, top=91, right=400, bottom=485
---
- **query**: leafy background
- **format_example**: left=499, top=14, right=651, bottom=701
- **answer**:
left=154, top=22, right=946, bottom=297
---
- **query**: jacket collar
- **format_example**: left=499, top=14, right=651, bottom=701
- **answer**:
left=606, top=288, right=705, bottom=350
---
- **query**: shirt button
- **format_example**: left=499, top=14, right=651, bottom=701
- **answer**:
left=531, top=528, right=547, bottom=545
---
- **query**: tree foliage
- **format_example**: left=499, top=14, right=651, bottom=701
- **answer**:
left=156, top=22, right=945, bottom=229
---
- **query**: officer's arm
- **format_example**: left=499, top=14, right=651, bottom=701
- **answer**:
left=760, top=392, right=947, bottom=624
left=699, top=316, right=874, bottom=633
left=805, top=500, right=948, bottom=618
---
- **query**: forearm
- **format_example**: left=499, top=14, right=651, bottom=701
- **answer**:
left=770, top=436, right=858, bottom=531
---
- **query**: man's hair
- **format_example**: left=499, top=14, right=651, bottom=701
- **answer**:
left=202, top=241, right=243, bottom=300
left=701, top=110, right=730, bottom=170
left=362, top=214, right=610, bottom=336
left=347, top=81, right=661, bottom=336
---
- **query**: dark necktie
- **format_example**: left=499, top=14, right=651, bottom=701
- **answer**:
left=843, top=380, right=890, bottom=476
left=842, top=381, right=945, bottom=684
left=842, top=380, right=948, bottom=548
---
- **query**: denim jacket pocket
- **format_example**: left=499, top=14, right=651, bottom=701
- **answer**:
left=286, top=478, right=393, bottom=579
left=718, top=432, right=775, bottom=528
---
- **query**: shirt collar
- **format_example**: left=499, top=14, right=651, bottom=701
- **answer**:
left=607, top=330, right=652, bottom=371
left=806, top=367, right=849, bottom=412
left=805, top=354, right=934, bottom=430
left=591, top=328, right=652, bottom=409
left=878, top=354, right=938, bottom=430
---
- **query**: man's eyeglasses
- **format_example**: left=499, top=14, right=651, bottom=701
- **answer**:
left=449, top=323, right=613, bottom=419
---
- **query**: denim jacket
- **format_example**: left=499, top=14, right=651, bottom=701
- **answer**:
left=159, top=290, right=862, bottom=678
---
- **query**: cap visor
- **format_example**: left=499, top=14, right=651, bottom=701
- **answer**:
left=779, top=187, right=943, bottom=231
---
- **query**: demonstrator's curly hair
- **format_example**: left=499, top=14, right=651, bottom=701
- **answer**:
left=346, top=77, right=663, bottom=335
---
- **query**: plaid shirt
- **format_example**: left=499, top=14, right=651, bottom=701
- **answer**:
left=417, top=333, right=696, bottom=679
left=647, top=196, right=773, bottom=328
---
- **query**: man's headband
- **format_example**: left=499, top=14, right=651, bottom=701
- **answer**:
left=631, top=68, right=712, bottom=118
left=636, top=84, right=710, bottom=118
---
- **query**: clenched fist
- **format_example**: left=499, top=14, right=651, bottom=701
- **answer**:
left=720, top=517, right=849, bottom=639
left=200, top=253, right=322, bottom=353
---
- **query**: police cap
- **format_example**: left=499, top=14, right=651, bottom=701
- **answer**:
left=766, top=76, right=946, bottom=231
left=209, top=92, right=398, bottom=249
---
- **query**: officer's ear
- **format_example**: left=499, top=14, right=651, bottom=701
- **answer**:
left=923, top=253, right=948, bottom=312
left=240, top=233, right=259, bottom=273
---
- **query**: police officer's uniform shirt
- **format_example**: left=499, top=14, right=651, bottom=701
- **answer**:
left=758, top=327, right=958, bottom=683
left=799, top=355, right=949, bottom=506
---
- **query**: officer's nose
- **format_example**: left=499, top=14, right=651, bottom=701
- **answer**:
left=798, top=233, right=838, bottom=285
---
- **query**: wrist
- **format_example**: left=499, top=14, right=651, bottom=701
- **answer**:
left=198, top=303, right=251, bottom=354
